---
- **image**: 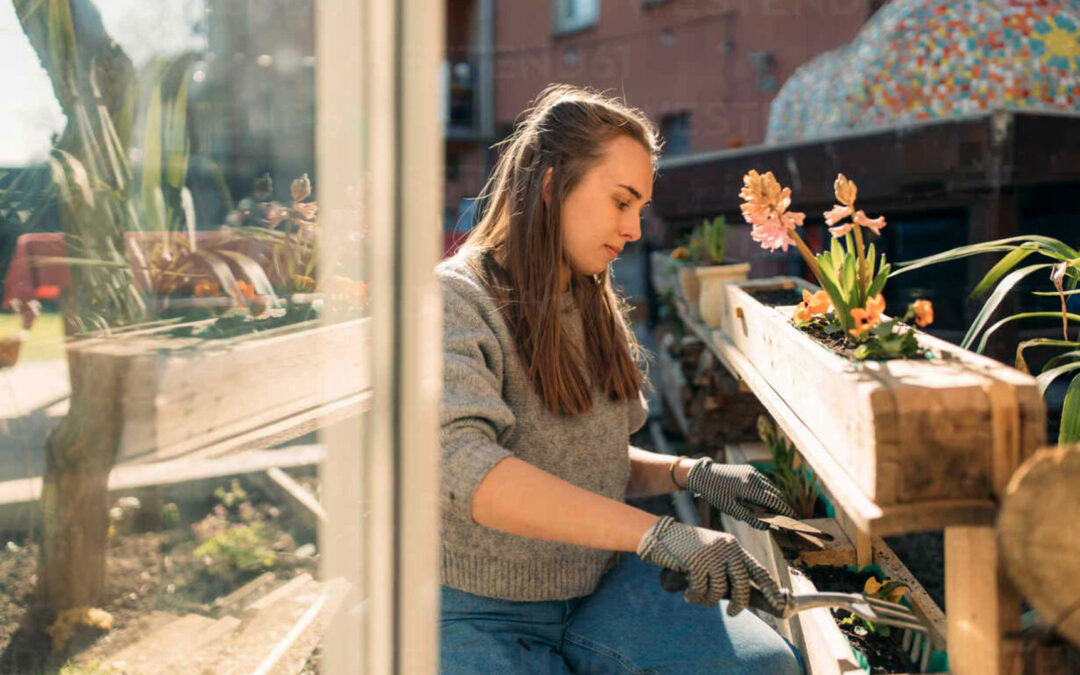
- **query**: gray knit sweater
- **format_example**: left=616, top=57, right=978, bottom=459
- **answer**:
left=437, top=249, right=649, bottom=601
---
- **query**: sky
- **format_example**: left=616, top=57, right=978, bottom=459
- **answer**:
left=0, top=0, right=206, bottom=167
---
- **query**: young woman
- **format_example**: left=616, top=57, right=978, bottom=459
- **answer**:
left=437, top=84, right=803, bottom=674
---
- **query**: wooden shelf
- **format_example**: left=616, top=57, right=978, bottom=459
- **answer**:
left=675, top=295, right=998, bottom=538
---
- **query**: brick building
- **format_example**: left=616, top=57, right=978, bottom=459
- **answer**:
left=444, top=0, right=882, bottom=236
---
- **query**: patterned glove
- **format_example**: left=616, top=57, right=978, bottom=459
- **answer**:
left=684, top=458, right=796, bottom=530
left=636, top=516, right=786, bottom=616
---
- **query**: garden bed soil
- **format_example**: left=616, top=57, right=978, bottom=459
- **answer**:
left=883, top=531, right=945, bottom=612
left=0, top=474, right=320, bottom=674
left=801, top=565, right=918, bottom=674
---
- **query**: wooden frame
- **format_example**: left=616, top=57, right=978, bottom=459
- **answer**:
left=314, top=0, right=444, bottom=672
left=722, top=513, right=948, bottom=675
left=677, top=292, right=1034, bottom=675
left=62, top=318, right=371, bottom=462
left=705, top=277, right=1044, bottom=531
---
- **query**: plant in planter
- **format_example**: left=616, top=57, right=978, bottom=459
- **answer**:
left=671, top=216, right=751, bottom=327
left=738, top=171, right=934, bottom=361
left=757, top=415, right=821, bottom=520
left=894, top=235, right=1080, bottom=444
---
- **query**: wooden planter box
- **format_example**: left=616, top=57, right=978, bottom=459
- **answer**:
left=65, top=317, right=371, bottom=461
left=722, top=513, right=947, bottom=675
left=714, top=277, right=1044, bottom=515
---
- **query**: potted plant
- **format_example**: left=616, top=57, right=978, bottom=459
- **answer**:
left=670, top=216, right=751, bottom=327
left=696, top=171, right=1045, bottom=519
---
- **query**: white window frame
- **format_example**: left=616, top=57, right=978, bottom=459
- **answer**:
left=553, top=0, right=600, bottom=36
left=316, top=0, right=443, bottom=673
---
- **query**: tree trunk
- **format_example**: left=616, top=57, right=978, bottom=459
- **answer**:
left=37, top=348, right=126, bottom=615
left=14, top=0, right=135, bottom=618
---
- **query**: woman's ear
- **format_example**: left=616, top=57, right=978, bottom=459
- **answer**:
left=541, top=167, right=553, bottom=208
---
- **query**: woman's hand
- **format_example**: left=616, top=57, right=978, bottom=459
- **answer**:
left=684, top=458, right=796, bottom=530
left=636, top=516, right=785, bottom=616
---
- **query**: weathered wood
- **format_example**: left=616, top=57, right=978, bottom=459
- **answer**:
left=793, top=519, right=856, bottom=568
left=873, top=536, right=948, bottom=655
left=0, top=444, right=327, bottom=532
left=682, top=280, right=1043, bottom=536
left=946, top=525, right=1023, bottom=675
left=998, top=446, right=1080, bottom=650
left=262, top=467, right=326, bottom=527
left=715, top=277, right=1043, bottom=508
left=723, top=514, right=947, bottom=675
left=64, top=317, right=372, bottom=462
left=107, top=613, right=241, bottom=674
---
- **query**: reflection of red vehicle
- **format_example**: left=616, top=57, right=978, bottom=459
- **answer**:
left=2, top=233, right=72, bottom=310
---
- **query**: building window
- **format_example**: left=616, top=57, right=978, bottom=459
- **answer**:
left=553, top=0, right=599, bottom=36
left=661, top=112, right=691, bottom=156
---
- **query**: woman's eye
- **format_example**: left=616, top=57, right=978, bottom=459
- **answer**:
left=616, top=201, right=629, bottom=210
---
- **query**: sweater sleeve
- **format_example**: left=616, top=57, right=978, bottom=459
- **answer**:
left=439, top=277, right=517, bottom=524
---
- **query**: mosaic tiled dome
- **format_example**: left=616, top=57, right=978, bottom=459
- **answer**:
left=766, top=0, right=1080, bottom=143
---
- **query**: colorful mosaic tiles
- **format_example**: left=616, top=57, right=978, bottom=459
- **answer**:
left=766, top=0, right=1080, bottom=143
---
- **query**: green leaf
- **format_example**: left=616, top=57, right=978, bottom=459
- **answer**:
left=1044, top=350, right=1080, bottom=371
left=1036, top=360, right=1080, bottom=396
left=868, top=262, right=890, bottom=298
left=976, top=311, right=1080, bottom=353
left=1032, top=289, right=1080, bottom=296
left=971, top=247, right=1035, bottom=299
left=963, top=264, right=1057, bottom=350
left=1059, top=374, right=1080, bottom=445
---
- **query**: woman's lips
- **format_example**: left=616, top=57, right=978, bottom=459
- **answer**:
left=604, top=245, right=619, bottom=260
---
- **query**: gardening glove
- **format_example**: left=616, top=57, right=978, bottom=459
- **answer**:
left=684, top=457, right=796, bottom=530
left=636, top=515, right=786, bottom=616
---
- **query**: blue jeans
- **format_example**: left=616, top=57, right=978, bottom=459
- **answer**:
left=440, top=552, right=804, bottom=674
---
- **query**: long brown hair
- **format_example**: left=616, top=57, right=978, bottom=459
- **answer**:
left=459, top=84, right=661, bottom=416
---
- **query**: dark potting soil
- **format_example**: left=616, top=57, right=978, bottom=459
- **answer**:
left=745, top=286, right=803, bottom=307
left=883, top=531, right=945, bottom=612
left=802, top=566, right=920, bottom=674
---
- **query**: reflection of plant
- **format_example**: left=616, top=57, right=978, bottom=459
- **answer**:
left=671, top=216, right=730, bottom=265
left=757, top=415, right=820, bottom=519
left=896, top=236, right=1080, bottom=444
left=840, top=577, right=910, bottom=637
left=191, top=481, right=275, bottom=584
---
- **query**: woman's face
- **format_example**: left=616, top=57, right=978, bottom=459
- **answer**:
left=543, top=135, right=653, bottom=288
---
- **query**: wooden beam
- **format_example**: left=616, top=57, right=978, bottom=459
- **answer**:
left=262, top=466, right=327, bottom=527
left=946, top=525, right=1023, bottom=675
left=0, top=444, right=326, bottom=531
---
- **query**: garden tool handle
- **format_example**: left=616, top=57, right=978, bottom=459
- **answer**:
left=658, top=569, right=785, bottom=617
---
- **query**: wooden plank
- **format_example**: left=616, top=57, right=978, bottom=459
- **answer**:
left=174, top=575, right=346, bottom=675
left=716, top=278, right=1042, bottom=506
left=946, top=525, right=1023, bottom=675
left=872, top=536, right=947, bottom=654
left=677, top=289, right=1028, bottom=537
left=789, top=568, right=867, bottom=675
left=723, top=442, right=772, bottom=464
left=65, top=317, right=372, bottom=462
left=794, top=519, right=856, bottom=568
left=0, top=444, right=327, bottom=531
left=211, top=571, right=278, bottom=618
left=262, top=466, right=327, bottom=526
left=107, top=613, right=241, bottom=674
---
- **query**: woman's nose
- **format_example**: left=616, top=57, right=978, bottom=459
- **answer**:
left=621, top=214, right=642, bottom=242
